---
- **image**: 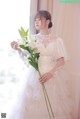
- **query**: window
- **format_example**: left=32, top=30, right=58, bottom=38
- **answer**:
left=0, top=0, right=30, bottom=115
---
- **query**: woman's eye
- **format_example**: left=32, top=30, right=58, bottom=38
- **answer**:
left=35, top=18, right=41, bottom=22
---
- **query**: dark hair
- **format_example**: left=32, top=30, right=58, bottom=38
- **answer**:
left=35, top=10, right=53, bottom=28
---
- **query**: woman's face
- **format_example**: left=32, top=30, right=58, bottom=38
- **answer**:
left=35, top=16, right=48, bottom=31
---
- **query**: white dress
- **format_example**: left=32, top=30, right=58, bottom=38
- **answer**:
left=8, top=33, right=72, bottom=119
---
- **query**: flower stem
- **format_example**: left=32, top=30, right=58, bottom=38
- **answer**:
left=43, top=84, right=54, bottom=118
left=42, top=83, right=52, bottom=119
left=38, top=70, right=54, bottom=119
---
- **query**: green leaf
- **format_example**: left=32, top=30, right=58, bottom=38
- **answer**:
left=28, top=56, right=39, bottom=71
left=21, top=27, right=26, bottom=33
left=28, top=57, right=33, bottom=62
left=25, top=29, right=29, bottom=36
left=19, top=45, right=31, bottom=54
left=18, top=27, right=29, bottom=41
left=34, top=53, right=40, bottom=59
left=29, top=61, right=38, bottom=71
left=18, top=28, right=25, bottom=38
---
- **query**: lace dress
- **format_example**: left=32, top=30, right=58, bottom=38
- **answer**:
left=8, top=33, right=72, bottom=119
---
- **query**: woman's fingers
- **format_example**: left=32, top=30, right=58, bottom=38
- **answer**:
left=40, top=73, right=47, bottom=82
left=11, top=41, right=18, bottom=50
left=39, top=72, right=52, bottom=83
left=11, top=41, right=16, bottom=48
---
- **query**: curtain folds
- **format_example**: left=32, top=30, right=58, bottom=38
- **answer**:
left=29, top=0, right=39, bottom=34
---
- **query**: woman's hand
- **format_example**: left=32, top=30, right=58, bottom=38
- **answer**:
left=11, top=41, right=19, bottom=50
left=11, top=41, right=22, bottom=53
left=39, top=71, right=54, bottom=83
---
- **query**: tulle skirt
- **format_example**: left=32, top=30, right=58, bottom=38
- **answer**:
left=7, top=66, right=73, bottom=119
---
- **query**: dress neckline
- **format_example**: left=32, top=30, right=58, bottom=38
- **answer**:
left=37, top=33, right=55, bottom=48
left=38, top=33, right=51, bottom=37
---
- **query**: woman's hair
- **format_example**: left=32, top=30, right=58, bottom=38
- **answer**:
left=35, top=10, right=53, bottom=28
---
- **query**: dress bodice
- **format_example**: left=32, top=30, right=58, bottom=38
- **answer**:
left=32, top=33, right=69, bottom=74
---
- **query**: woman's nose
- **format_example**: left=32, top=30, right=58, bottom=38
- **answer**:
left=35, top=21, right=38, bottom=24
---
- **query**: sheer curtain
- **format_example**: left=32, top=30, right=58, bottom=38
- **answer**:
left=29, top=0, right=39, bottom=34
left=0, top=0, right=30, bottom=115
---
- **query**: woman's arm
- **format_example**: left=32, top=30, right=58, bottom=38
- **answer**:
left=40, top=57, right=65, bottom=83
left=50, top=57, right=65, bottom=75
left=10, top=41, right=28, bottom=64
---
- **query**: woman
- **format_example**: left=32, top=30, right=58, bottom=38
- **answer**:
left=9, top=10, right=72, bottom=119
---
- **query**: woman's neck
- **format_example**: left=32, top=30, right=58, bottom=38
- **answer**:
left=40, top=29, right=49, bottom=35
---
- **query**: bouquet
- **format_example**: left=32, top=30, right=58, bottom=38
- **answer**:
left=18, top=27, right=54, bottom=119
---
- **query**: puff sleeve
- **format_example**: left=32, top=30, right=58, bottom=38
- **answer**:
left=19, top=51, right=29, bottom=66
left=55, top=37, right=70, bottom=61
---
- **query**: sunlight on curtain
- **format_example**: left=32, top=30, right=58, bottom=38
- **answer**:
left=0, top=0, right=30, bottom=115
